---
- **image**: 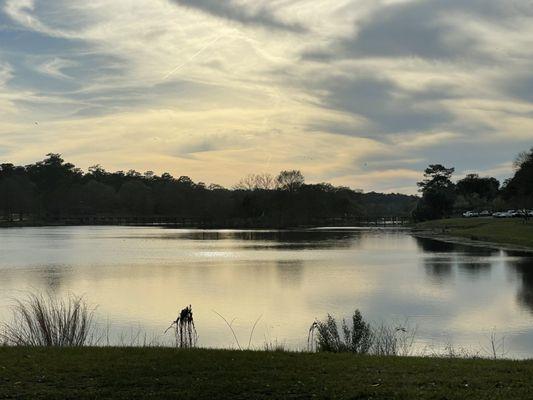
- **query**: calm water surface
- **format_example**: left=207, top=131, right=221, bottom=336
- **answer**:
left=1, top=226, right=533, bottom=357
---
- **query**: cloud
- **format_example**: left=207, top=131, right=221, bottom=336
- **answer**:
left=35, top=57, right=77, bottom=79
left=391, top=132, right=462, bottom=149
left=303, top=0, right=533, bottom=62
left=460, top=162, right=513, bottom=180
left=0, top=62, right=13, bottom=86
left=172, top=0, right=306, bottom=33
left=341, top=2, right=479, bottom=61
left=332, top=167, right=422, bottom=194
left=3, top=0, right=70, bottom=38
left=315, top=74, right=454, bottom=135
left=501, top=73, right=533, bottom=104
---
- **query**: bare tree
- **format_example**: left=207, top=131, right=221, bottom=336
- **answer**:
left=255, top=173, right=276, bottom=190
left=513, top=148, right=533, bottom=171
left=234, top=174, right=258, bottom=190
left=234, top=173, right=277, bottom=190
left=276, top=170, right=304, bottom=192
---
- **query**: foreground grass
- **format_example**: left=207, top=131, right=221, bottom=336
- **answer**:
left=415, top=217, right=533, bottom=249
left=1, top=348, right=533, bottom=399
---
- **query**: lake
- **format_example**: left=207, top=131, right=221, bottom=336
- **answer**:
left=1, top=226, right=533, bottom=357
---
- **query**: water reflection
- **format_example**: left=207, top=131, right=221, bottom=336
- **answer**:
left=415, top=237, right=455, bottom=282
left=423, top=258, right=454, bottom=282
left=2, top=227, right=533, bottom=357
left=415, top=236, right=499, bottom=257
left=457, top=260, right=492, bottom=279
left=415, top=237, right=457, bottom=253
left=506, top=251, right=533, bottom=314
left=42, top=265, right=65, bottom=292
left=276, top=260, right=304, bottom=287
left=150, top=229, right=363, bottom=250
left=415, top=237, right=497, bottom=282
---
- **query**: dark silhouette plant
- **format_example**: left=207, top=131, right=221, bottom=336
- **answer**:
left=308, top=309, right=372, bottom=354
left=165, top=305, right=197, bottom=348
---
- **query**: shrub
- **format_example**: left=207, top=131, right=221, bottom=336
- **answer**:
left=0, top=293, right=95, bottom=347
left=309, top=310, right=372, bottom=354
left=309, top=310, right=415, bottom=356
left=342, top=310, right=373, bottom=354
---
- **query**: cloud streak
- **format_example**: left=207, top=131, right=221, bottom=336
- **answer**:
left=172, top=0, right=307, bottom=33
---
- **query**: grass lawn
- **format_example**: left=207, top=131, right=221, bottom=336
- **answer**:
left=415, top=217, right=533, bottom=249
left=1, top=347, right=533, bottom=399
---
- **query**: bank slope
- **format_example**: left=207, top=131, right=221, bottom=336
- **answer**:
left=0, top=347, right=533, bottom=399
left=415, top=218, right=533, bottom=249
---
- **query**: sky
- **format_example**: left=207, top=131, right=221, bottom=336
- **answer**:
left=1, top=0, right=533, bottom=194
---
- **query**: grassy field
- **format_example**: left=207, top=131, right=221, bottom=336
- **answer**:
left=415, top=217, right=533, bottom=249
left=1, top=347, right=533, bottom=399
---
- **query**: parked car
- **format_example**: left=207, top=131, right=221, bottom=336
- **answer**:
left=479, top=210, right=491, bottom=217
left=493, top=211, right=512, bottom=218
left=513, top=209, right=531, bottom=218
left=462, top=211, right=479, bottom=218
left=510, top=210, right=529, bottom=218
left=493, top=209, right=533, bottom=218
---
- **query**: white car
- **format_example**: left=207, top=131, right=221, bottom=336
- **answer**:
left=462, top=211, right=478, bottom=218
left=493, top=211, right=512, bottom=218
left=510, top=210, right=528, bottom=218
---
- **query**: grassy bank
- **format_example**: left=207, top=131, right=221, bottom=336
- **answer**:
left=415, top=217, right=533, bottom=249
left=1, top=347, right=533, bottom=399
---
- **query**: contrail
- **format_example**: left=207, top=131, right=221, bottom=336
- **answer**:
left=162, top=35, right=223, bottom=81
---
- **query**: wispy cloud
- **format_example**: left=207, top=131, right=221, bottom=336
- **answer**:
left=172, top=0, right=307, bottom=33
left=0, top=61, right=13, bottom=86
left=36, top=57, right=77, bottom=79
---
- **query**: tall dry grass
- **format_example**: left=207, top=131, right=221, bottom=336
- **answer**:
left=0, top=293, right=95, bottom=347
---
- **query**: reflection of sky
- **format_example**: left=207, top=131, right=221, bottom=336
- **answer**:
left=1, top=226, right=533, bottom=357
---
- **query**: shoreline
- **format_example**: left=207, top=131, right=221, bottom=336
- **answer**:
left=411, top=229, right=533, bottom=254
left=4, top=220, right=532, bottom=254
left=413, top=218, right=533, bottom=253
left=5, top=220, right=532, bottom=253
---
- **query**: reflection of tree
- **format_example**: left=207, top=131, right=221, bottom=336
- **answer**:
left=416, top=237, right=498, bottom=281
left=423, top=257, right=454, bottom=282
left=415, top=236, right=456, bottom=253
left=415, top=236, right=499, bottom=257
left=506, top=251, right=533, bottom=313
left=161, top=230, right=363, bottom=250
left=41, top=265, right=64, bottom=293
left=276, top=260, right=304, bottom=287
left=456, top=245, right=497, bottom=279
left=415, top=237, right=454, bottom=282
left=457, top=260, right=491, bottom=278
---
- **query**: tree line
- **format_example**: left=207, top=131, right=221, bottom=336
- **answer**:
left=414, top=147, right=533, bottom=221
left=0, top=154, right=417, bottom=227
